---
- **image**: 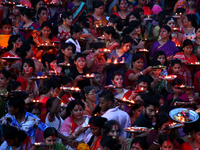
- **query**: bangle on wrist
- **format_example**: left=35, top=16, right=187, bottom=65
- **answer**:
left=72, top=132, right=77, bottom=138
left=140, top=71, right=143, bottom=75
left=57, top=96, right=61, bottom=101
left=153, top=141, right=159, bottom=146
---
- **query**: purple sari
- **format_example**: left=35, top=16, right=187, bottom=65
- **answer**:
left=149, top=40, right=179, bottom=58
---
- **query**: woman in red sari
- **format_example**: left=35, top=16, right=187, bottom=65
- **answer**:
left=16, top=58, right=39, bottom=97
left=84, top=116, right=107, bottom=150
left=34, top=21, right=60, bottom=60
left=181, top=121, right=200, bottom=150
left=173, top=39, right=198, bottom=85
left=3, top=35, right=22, bottom=57
left=103, top=26, right=120, bottom=51
left=124, top=54, right=152, bottom=89
left=58, top=11, right=72, bottom=43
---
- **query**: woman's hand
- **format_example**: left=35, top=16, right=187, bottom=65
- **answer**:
left=181, top=60, right=189, bottom=64
left=138, top=40, right=145, bottom=46
left=75, top=75, right=85, bottom=82
left=145, top=66, right=153, bottom=73
left=76, top=126, right=88, bottom=135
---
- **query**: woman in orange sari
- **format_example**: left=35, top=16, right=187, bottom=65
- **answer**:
left=34, top=21, right=60, bottom=60
left=103, top=26, right=120, bottom=51
left=84, top=116, right=107, bottom=150
left=173, top=39, right=198, bottom=85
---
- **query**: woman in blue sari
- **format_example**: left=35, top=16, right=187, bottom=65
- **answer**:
left=106, top=35, right=133, bottom=85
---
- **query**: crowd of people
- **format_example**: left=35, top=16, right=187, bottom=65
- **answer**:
left=1, top=0, right=200, bottom=149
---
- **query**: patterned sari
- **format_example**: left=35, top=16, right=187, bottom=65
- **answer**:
left=69, top=1, right=88, bottom=24
left=107, top=41, right=120, bottom=51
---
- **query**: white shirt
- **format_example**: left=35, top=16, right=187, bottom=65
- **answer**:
left=65, top=38, right=81, bottom=53
left=45, top=113, right=64, bottom=131
left=102, top=107, right=131, bottom=137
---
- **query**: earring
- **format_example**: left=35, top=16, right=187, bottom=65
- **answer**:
left=188, top=133, right=191, bottom=138
left=109, top=36, right=111, bottom=40
left=63, top=21, right=66, bottom=25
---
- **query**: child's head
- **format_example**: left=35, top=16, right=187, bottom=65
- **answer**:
left=132, top=54, right=144, bottom=70
left=172, top=78, right=183, bottom=95
left=92, top=72, right=101, bottom=85
left=171, top=59, right=182, bottom=74
left=1, top=18, right=12, bottom=35
left=182, top=39, right=193, bottom=56
left=151, top=60, right=162, bottom=77
left=70, top=25, right=83, bottom=40
left=153, top=50, right=167, bottom=66
left=111, top=72, right=123, bottom=87
left=74, top=53, right=86, bottom=69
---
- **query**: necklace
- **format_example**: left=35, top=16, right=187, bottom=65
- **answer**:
left=9, top=50, right=17, bottom=56
left=107, top=41, right=115, bottom=47
left=62, top=24, right=70, bottom=32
